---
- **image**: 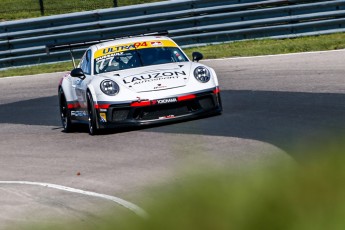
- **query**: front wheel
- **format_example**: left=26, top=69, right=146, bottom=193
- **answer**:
left=215, top=93, right=223, bottom=115
left=59, top=88, right=74, bottom=132
left=87, top=91, right=100, bottom=135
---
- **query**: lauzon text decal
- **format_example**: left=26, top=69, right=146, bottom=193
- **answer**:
left=123, top=71, right=186, bottom=85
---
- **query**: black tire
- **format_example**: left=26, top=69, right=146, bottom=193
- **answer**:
left=59, top=88, right=74, bottom=132
left=216, top=93, right=223, bottom=115
left=87, top=91, right=100, bottom=135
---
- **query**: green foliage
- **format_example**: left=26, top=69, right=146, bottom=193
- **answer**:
left=0, top=61, right=73, bottom=78
left=184, top=33, right=345, bottom=59
left=118, top=0, right=161, bottom=6
left=0, top=0, right=160, bottom=21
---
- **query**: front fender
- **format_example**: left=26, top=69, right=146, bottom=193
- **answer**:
left=209, top=67, right=219, bottom=87
left=59, top=74, right=76, bottom=102
left=86, top=83, right=98, bottom=104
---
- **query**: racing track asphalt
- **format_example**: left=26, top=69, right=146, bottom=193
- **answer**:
left=0, top=50, right=345, bottom=228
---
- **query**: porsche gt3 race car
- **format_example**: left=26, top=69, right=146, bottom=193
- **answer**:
left=57, top=35, right=222, bottom=135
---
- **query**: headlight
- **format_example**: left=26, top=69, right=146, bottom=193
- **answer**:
left=194, top=66, right=211, bottom=83
left=100, top=80, right=119, bottom=96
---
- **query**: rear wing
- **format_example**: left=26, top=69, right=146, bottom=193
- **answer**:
left=46, top=40, right=112, bottom=68
left=46, top=40, right=104, bottom=54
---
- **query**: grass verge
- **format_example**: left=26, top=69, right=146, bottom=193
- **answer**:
left=183, top=33, right=345, bottom=58
left=1, top=33, right=345, bottom=78
left=0, top=62, right=73, bottom=78
left=0, top=0, right=161, bottom=21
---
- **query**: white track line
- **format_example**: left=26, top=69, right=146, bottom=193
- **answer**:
left=0, top=181, right=148, bottom=219
left=202, top=48, right=345, bottom=61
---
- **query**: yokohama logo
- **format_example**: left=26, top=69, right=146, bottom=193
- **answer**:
left=154, top=97, right=178, bottom=104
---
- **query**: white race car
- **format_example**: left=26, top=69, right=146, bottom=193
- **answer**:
left=57, top=35, right=222, bottom=135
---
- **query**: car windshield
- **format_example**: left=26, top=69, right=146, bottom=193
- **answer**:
left=94, top=47, right=188, bottom=74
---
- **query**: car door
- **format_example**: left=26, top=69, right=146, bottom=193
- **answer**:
left=75, top=49, right=92, bottom=109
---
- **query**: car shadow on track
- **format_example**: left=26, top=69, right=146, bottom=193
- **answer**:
left=146, top=90, right=345, bottom=158
left=1, top=90, right=345, bottom=158
left=0, top=96, right=60, bottom=127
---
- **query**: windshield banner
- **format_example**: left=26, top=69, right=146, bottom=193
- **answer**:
left=94, top=40, right=177, bottom=59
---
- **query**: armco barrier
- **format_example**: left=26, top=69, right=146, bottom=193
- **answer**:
left=1, top=0, right=345, bottom=68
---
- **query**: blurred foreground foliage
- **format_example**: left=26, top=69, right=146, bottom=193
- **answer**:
left=23, top=136, right=345, bottom=230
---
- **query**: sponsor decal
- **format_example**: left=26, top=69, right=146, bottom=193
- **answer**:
left=153, top=97, right=178, bottom=105
left=131, top=94, right=195, bottom=107
left=151, top=41, right=163, bottom=46
left=95, top=52, right=123, bottom=61
left=94, top=40, right=177, bottom=59
left=71, top=111, right=87, bottom=117
left=154, top=84, right=167, bottom=90
left=123, top=71, right=186, bottom=85
left=100, top=113, right=107, bottom=122
left=136, top=97, right=150, bottom=103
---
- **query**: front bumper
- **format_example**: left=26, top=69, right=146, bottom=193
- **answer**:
left=96, top=88, right=222, bottom=129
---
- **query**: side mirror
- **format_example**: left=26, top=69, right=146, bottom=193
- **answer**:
left=192, top=52, right=203, bottom=62
left=70, top=68, right=85, bottom=79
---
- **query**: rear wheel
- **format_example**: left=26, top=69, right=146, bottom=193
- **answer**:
left=87, top=91, right=100, bottom=135
left=59, top=88, right=73, bottom=132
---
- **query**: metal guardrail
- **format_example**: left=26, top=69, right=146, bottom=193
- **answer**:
left=0, top=0, right=344, bottom=68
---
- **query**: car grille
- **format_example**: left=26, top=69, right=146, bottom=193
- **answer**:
left=111, top=109, right=130, bottom=122
left=198, top=96, right=215, bottom=110
left=108, top=94, right=217, bottom=123
left=136, top=103, right=190, bottom=120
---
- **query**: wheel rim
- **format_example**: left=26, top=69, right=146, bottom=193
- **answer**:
left=88, top=105, right=94, bottom=134
left=60, top=98, right=68, bottom=129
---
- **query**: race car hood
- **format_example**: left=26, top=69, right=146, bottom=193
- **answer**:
left=107, top=62, right=192, bottom=93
